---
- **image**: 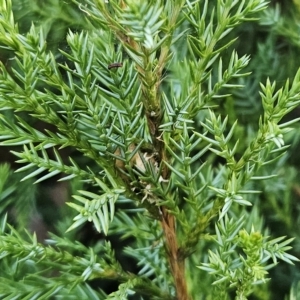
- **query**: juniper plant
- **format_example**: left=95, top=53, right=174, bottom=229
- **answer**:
left=0, top=0, right=299, bottom=299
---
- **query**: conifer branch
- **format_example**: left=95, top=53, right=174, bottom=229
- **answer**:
left=0, top=0, right=299, bottom=299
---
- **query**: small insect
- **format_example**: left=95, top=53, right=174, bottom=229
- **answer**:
left=108, top=62, right=123, bottom=70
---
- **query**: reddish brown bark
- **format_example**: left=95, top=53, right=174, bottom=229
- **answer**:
left=161, top=207, right=190, bottom=300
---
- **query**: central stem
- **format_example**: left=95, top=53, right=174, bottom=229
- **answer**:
left=161, top=207, right=189, bottom=300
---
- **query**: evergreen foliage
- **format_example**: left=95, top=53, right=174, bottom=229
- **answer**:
left=0, top=0, right=299, bottom=299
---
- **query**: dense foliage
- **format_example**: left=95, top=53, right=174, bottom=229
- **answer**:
left=0, top=0, right=299, bottom=299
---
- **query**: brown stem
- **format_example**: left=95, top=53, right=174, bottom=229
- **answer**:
left=161, top=207, right=190, bottom=300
